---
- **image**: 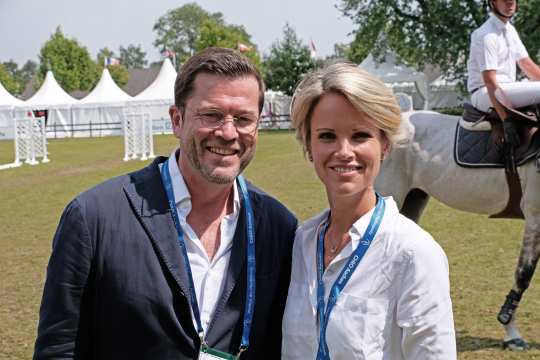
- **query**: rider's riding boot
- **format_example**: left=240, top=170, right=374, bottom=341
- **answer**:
left=504, top=143, right=517, bottom=175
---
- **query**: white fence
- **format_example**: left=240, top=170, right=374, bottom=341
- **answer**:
left=0, top=114, right=49, bottom=170
left=122, top=107, right=155, bottom=161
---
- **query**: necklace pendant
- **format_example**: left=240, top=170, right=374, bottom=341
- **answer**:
left=330, top=245, right=338, bottom=253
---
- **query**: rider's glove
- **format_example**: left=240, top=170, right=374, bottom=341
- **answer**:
left=503, top=120, right=520, bottom=147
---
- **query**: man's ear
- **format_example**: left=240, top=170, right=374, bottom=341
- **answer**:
left=170, top=106, right=183, bottom=138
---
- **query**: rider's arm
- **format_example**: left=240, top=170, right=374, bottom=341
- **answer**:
left=518, top=57, right=540, bottom=81
left=482, top=69, right=509, bottom=120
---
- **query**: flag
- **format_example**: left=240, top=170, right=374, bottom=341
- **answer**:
left=309, top=39, right=317, bottom=59
left=237, top=43, right=253, bottom=53
left=105, top=57, right=120, bottom=66
left=162, top=48, right=176, bottom=59
left=162, top=48, right=176, bottom=68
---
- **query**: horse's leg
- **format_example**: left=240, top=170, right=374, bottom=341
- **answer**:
left=498, top=222, right=540, bottom=351
left=400, top=188, right=430, bottom=223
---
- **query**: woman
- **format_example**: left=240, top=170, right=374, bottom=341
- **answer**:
left=282, top=63, right=456, bottom=359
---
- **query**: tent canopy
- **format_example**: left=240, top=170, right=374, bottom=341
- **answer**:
left=22, top=71, right=77, bottom=108
left=0, top=81, right=23, bottom=107
left=78, top=68, right=132, bottom=106
left=134, top=59, right=177, bottom=102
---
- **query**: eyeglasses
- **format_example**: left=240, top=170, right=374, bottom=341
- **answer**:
left=188, top=108, right=259, bottom=134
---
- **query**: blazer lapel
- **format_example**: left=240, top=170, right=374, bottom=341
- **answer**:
left=123, top=159, right=192, bottom=303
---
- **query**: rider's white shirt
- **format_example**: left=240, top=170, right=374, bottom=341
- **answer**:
left=282, top=196, right=456, bottom=360
left=467, top=14, right=528, bottom=92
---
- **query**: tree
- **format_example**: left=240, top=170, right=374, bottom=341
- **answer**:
left=119, top=44, right=148, bottom=69
left=338, top=0, right=540, bottom=88
left=0, top=63, right=18, bottom=95
left=96, top=47, right=130, bottom=87
left=37, top=27, right=99, bottom=92
left=0, top=59, right=37, bottom=95
left=263, top=23, right=316, bottom=95
left=153, top=3, right=224, bottom=64
left=194, top=19, right=262, bottom=69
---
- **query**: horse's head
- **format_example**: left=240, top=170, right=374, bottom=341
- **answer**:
left=393, top=111, right=415, bottom=148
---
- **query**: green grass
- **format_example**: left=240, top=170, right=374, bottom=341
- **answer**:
left=1, top=132, right=539, bottom=359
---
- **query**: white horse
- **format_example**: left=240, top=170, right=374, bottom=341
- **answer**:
left=376, top=110, right=540, bottom=351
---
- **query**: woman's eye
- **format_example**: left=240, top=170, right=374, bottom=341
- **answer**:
left=352, top=132, right=372, bottom=141
left=318, top=132, right=335, bottom=140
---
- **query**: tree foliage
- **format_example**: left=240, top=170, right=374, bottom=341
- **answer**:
left=96, top=47, right=130, bottom=87
left=37, top=27, right=99, bottom=92
left=1, top=59, right=37, bottom=95
left=153, top=3, right=224, bottom=64
left=338, top=0, right=540, bottom=87
left=263, top=23, right=316, bottom=95
left=0, top=63, right=19, bottom=95
left=119, top=44, right=148, bottom=69
left=194, top=19, right=262, bottom=69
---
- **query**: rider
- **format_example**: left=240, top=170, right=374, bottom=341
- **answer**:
left=467, top=0, right=540, bottom=147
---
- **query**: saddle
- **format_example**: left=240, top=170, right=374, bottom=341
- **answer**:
left=456, top=102, right=540, bottom=218
left=457, top=103, right=540, bottom=168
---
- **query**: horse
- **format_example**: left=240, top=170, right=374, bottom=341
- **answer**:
left=375, top=109, right=540, bottom=351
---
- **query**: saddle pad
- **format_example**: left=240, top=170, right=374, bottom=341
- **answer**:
left=454, top=124, right=540, bottom=168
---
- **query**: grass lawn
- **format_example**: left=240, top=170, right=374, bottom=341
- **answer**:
left=1, top=131, right=539, bottom=359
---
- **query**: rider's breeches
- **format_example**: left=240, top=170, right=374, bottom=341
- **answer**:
left=471, top=81, right=540, bottom=112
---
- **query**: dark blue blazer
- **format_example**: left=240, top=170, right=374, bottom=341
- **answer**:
left=34, top=157, right=297, bottom=359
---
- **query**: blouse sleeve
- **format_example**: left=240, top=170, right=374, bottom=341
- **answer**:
left=396, top=230, right=457, bottom=359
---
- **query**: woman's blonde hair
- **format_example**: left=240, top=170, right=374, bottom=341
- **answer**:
left=291, top=62, right=402, bottom=155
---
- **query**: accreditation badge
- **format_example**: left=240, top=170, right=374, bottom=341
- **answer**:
left=198, top=345, right=237, bottom=360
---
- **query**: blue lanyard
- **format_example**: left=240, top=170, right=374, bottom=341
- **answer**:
left=160, top=159, right=256, bottom=353
left=315, top=195, right=385, bottom=360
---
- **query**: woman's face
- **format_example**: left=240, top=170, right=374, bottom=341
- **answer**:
left=308, top=92, right=389, bottom=199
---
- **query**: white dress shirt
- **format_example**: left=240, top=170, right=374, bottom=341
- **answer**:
left=467, top=14, right=528, bottom=92
left=161, top=150, right=240, bottom=333
left=282, top=197, right=456, bottom=360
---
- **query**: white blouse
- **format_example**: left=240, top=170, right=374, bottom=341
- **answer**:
left=282, top=197, right=456, bottom=360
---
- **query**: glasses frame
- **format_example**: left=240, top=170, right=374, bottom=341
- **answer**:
left=183, top=106, right=260, bottom=135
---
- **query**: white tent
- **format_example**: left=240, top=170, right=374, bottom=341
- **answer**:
left=429, top=75, right=465, bottom=109
left=131, top=59, right=177, bottom=134
left=72, top=69, right=133, bottom=137
left=0, top=81, right=23, bottom=140
left=14, top=71, right=78, bottom=138
left=360, top=53, right=430, bottom=110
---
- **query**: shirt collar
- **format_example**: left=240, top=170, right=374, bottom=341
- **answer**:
left=489, top=13, right=510, bottom=32
left=167, top=148, right=240, bottom=216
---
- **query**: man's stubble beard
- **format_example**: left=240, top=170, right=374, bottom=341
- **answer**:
left=185, top=138, right=256, bottom=184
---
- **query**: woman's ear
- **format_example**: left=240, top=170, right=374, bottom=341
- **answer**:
left=381, top=135, right=391, bottom=160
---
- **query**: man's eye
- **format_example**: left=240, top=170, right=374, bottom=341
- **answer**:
left=201, top=112, right=222, bottom=122
left=235, top=117, right=253, bottom=125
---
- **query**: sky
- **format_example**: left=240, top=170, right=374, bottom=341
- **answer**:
left=0, top=0, right=354, bottom=65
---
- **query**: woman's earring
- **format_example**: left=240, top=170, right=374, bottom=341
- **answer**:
left=308, top=152, right=313, bottom=162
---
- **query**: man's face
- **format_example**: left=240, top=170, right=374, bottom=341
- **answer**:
left=492, top=0, right=517, bottom=17
left=170, top=73, right=260, bottom=185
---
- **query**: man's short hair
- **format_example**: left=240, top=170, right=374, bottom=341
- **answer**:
left=174, top=47, right=265, bottom=113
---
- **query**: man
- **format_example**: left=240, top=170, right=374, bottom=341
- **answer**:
left=467, top=0, right=540, bottom=146
left=33, top=47, right=297, bottom=359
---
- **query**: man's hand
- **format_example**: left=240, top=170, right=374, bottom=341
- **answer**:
left=503, top=120, right=520, bottom=147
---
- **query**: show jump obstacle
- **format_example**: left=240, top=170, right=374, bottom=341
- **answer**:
left=122, top=106, right=155, bottom=161
left=0, top=113, right=49, bottom=171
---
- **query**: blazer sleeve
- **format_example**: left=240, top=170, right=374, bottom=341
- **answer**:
left=33, top=198, right=94, bottom=360
left=263, top=213, right=297, bottom=358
